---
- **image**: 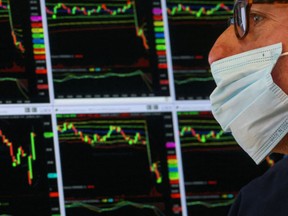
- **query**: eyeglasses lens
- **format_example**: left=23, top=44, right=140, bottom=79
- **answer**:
left=234, top=1, right=249, bottom=38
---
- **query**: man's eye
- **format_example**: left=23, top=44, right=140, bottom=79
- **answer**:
left=250, top=14, right=264, bottom=24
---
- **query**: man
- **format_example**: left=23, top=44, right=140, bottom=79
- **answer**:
left=208, top=0, right=288, bottom=215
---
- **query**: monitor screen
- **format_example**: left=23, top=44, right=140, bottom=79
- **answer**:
left=0, top=0, right=277, bottom=215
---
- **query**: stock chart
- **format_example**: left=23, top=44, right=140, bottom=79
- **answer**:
left=177, top=111, right=271, bottom=215
left=46, top=0, right=170, bottom=99
left=56, top=112, right=182, bottom=215
left=167, top=0, right=233, bottom=100
left=0, top=114, right=60, bottom=215
left=0, top=0, right=50, bottom=103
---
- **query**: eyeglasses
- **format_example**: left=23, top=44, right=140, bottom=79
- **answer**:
left=233, top=0, right=252, bottom=39
left=229, top=0, right=288, bottom=39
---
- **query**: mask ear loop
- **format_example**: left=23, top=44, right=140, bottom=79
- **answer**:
left=280, top=52, right=288, bottom=57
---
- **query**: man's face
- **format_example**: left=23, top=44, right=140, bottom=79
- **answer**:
left=208, top=3, right=288, bottom=94
left=209, top=2, right=288, bottom=154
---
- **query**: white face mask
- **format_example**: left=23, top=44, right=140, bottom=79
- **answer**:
left=210, top=43, right=288, bottom=164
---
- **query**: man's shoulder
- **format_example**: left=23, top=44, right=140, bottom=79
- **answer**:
left=229, top=156, right=288, bottom=216
left=243, top=156, right=288, bottom=193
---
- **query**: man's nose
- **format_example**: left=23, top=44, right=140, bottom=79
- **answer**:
left=208, top=26, right=238, bottom=65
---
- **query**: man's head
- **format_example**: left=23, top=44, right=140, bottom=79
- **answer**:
left=209, top=0, right=288, bottom=94
left=208, top=0, right=288, bottom=159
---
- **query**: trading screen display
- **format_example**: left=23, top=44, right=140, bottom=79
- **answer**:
left=46, top=0, right=170, bottom=99
left=0, top=114, right=60, bottom=215
left=56, top=112, right=182, bottom=215
left=0, top=0, right=50, bottom=103
left=166, top=0, right=234, bottom=100
left=0, top=0, right=275, bottom=216
left=177, top=111, right=271, bottom=216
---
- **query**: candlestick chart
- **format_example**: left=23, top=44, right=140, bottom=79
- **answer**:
left=166, top=0, right=233, bottom=100
left=0, top=114, right=60, bottom=215
left=56, top=112, right=182, bottom=215
left=0, top=0, right=49, bottom=103
left=177, top=111, right=271, bottom=216
left=46, top=0, right=170, bottom=99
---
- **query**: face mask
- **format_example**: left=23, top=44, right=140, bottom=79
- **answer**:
left=210, top=43, right=288, bottom=164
